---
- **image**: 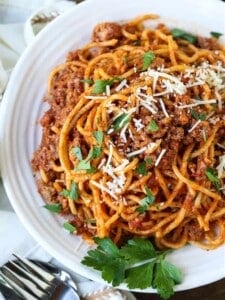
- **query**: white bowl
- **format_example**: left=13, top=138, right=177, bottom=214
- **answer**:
left=0, top=0, right=225, bottom=293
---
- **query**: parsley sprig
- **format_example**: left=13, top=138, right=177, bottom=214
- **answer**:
left=171, top=28, right=197, bottom=44
left=82, top=237, right=182, bottom=299
left=205, top=167, right=221, bottom=191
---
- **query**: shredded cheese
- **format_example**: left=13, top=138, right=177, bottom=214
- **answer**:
left=216, top=155, right=225, bottom=179
left=188, top=119, right=202, bottom=133
left=155, top=149, right=167, bottom=167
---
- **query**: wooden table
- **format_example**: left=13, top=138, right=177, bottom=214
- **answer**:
left=133, top=278, right=225, bottom=299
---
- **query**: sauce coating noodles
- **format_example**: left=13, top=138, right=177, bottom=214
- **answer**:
left=32, top=14, right=225, bottom=250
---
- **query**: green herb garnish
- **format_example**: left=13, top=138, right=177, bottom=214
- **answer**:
left=82, top=237, right=182, bottom=299
left=171, top=28, right=197, bottom=44
left=210, top=31, right=223, bottom=39
left=80, top=78, right=94, bottom=84
left=136, top=186, right=155, bottom=213
left=190, top=110, right=206, bottom=121
left=63, top=222, right=76, bottom=233
left=60, top=181, right=79, bottom=200
left=43, top=203, right=62, bottom=213
left=93, top=131, right=104, bottom=145
left=92, top=78, right=122, bottom=94
left=135, top=159, right=152, bottom=176
left=205, top=167, right=221, bottom=191
left=113, top=113, right=131, bottom=131
left=142, top=51, right=155, bottom=71
left=148, top=120, right=159, bottom=132
left=71, top=146, right=83, bottom=161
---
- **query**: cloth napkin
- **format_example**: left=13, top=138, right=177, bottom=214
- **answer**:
left=0, top=1, right=135, bottom=299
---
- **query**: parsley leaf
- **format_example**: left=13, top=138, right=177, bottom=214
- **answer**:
left=93, top=79, right=114, bottom=94
left=93, top=131, right=104, bottom=145
left=113, top=113, right=131, bottom=131
left=190, top=110, right=206, bottom=121
left=60, top=181, right=79, bottom=201
left=43, top=203, right=62, bottom=213
left=80, top=78, right=94, bottom=84
left=82, top=237, right=126, bottom=286
left=120, top=238, right=156, bottom=264
left=135, top=159, right=152, bottom=176
left=210, top=31, right=223, bottom=39
left=75, top=160, right=92, bottom=171
left=171, top=28, right=197, bottom=44
left=81, top=237, right=182, bottom=298
left=135, top=161, right=148, bottom=175
left=136, top=186, right=155, bottom=213
left=148, top=120, right=159, bottom=132
left=142, top=51, right=155, bottom=71
left=63, top=222, right=76, bottom=233
left=91, top=146, right=102, bottom=159
left=126, top=261, right=155, bottom=289
left=71, top=146, right=83, bottom=161
left=205, top=167, right=221, bottom=191
left=153, top=260, right=175, bottom=300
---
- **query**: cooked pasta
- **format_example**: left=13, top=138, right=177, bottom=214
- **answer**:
left=32, top=14, right=225, bottom=250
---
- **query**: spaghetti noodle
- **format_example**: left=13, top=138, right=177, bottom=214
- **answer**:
left=32, top=14, right=225, bottom=250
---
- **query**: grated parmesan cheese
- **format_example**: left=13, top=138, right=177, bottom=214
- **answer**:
left=133, top=118, right=145, bottom=131
left=155, top=149, right=167, bottom=167
left=216, top=155, right=225, bottom=179
left=115, top=79, right=128, bottom=92
left=188, top=119, right=202, bottom=133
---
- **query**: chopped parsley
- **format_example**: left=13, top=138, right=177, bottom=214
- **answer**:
left=43, top=203, right=62, bottom=213
left=210, top=31, right=223, bottom=39
left=142, top=51, right=155, bottom=71
left=190, top=110, right=206, bottom=121
left=205, top=167, right=221, bottom=191
left=71, top=146, right=83, bottom=161
left=60, top=181, right=79, bottom=201
left=136, top=186, right=155, bottom=213
left=80, top=78, right=94, bottom=84
left=93, top=131, right=104, bottom=145
left=113, top=113, right=131, bottom=131
left=171, top=28, right=197, bottom=44
left=63, top=222, right=76, bottom=233
left=148, top=120, right=160, bottom=132
left=135, top=158, right=152, bottom=176
left=92, top=78, right=122, bottom=94
left=82, top=237, right=182, bottom=299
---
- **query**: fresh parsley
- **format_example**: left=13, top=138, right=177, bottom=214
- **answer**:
left=43, top=203, right=62, bottom=213
left=80, top=78, right=94, bottom=84
left=148, top=120, right=160, bottom=132
left=135, top=159, right=152, bottom=176
left=136, top=186, right=155, bottom=213
left=82, top=237, right=182, bottom=299
left=60, top=181, right=79, bottom=201
left=63, top=222, right=76, bottom=233
left=142, top=51, right=155, bottom=71
left=71, top=146, right=83, bottom=161
left=93, top=131, right=104, bottom=145
left=210, top=31, right=223, bottom=39
left=205, top=167, right=221, bottom=191
left=190, top=110, right=206, bottom=121
left=171, top=28, right=197, bottom=44
left=113, top=113, right=131, bottom=131
left=92, top=78, right=122, bottom=94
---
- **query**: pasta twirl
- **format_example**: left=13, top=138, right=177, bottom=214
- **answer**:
left=32, top=14, right=225, bottom=250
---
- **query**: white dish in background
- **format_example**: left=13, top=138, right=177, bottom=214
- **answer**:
left=0, top=0, right=225, bottom=293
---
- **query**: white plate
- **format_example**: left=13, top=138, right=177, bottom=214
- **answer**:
left=0, top=0, right=225, bottom=293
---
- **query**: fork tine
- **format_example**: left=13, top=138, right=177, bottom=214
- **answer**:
left=0, top=269, right=39, bottom=300
left=9, top=260, right=52, bottom=292
left=13, top=254, right=56, bottom=284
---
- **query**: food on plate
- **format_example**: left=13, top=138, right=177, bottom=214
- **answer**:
left=31, top=14, right=225, bottom=251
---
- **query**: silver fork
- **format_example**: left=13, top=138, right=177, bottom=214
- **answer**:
left=0, top=254, right=80, bottom=300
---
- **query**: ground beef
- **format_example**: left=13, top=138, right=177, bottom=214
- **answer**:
left=92, top=22, right=122, bottom=42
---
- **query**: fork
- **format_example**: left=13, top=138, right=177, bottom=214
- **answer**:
left=0, top=254, right=80, bottom=300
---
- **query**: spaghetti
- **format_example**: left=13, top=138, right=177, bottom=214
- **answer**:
left=32, top=14, right=225, bottom=250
